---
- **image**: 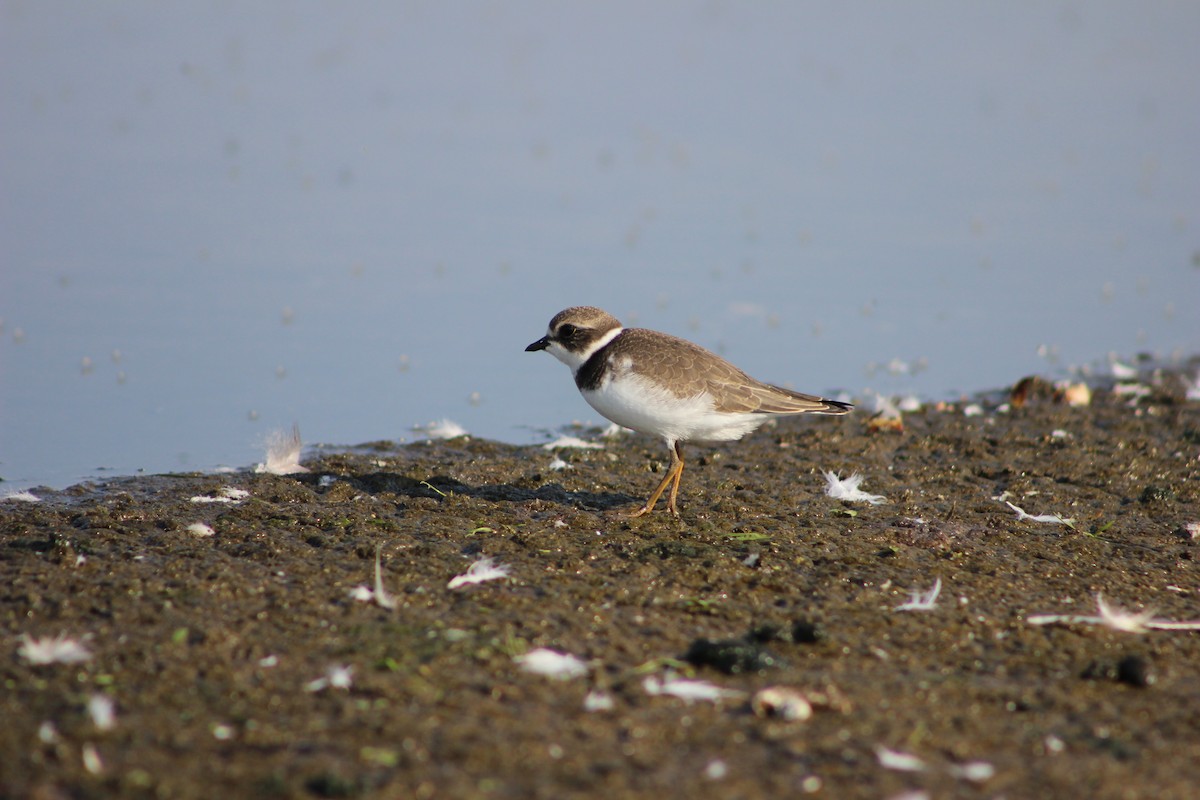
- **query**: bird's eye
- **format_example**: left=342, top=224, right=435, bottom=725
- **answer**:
left=558, top=324, right=577, bottom=339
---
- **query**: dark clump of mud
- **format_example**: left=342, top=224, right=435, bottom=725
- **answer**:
left=3, top=368, right=1199, bottom=799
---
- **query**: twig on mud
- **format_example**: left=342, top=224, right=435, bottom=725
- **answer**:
left=256, top=423, right=309, bottom=475
left=642, top=673, right=745, bottom=704
left=419, top=480, right=447, bottom=497
left=1005, top=500, right=1076, bottom=528
left=2, top=491, right=41, bottom=503
left=514, top=648, right=588, bottom=680
left=348, top=544, right=397, bottom=609
left=87, top=694, right=117, bottom=732
left=18, top=633, right=93, bottom=665
left=823, top=471, right=887, bottom=505
left=583, top=689, right=615, bottom=712
left=413, top=419, right=468, bottom=440
left=447, top=556, right=511, bottom=590
left=190, top=487, right=249, bottom=504
left=895, top=578, right=942, bottom=611
left=875, top=745, right=926, bottom=772
left=304, top=664, right=354, bottom=692
left=541, top=436, right=604, bottom=450
left=1027, top=594, right=1200, bottom=633
left=875, top=745, right=994, bottom=783
left=371, top=544, right=397, bottom=609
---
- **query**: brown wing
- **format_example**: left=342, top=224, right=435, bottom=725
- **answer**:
left=728, top=381, right=852, bottom=415
left=613, top=329, right=852, bottom=415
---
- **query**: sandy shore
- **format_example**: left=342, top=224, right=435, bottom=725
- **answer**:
left=3, top=365, right=1199, bottom=799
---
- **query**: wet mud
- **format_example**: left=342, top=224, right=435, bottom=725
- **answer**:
left=3, top=366, right=1199, bottom=799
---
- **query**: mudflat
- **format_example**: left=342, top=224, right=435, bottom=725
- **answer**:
left=3, top=368, right=1198, bottom=799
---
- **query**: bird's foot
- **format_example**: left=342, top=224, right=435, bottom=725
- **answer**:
left=621, top=503, right=679, bottom=519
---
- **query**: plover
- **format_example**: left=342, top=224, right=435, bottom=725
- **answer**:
left=526, top=306, right=852, bottom=517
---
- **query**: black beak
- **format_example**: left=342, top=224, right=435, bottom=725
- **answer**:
left=525, top=336, right=550, bottom=352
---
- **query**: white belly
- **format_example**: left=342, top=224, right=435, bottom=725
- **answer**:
left=580, top=370, right=769, bottom=444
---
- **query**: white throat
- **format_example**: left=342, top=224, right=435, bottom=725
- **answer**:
left=550, top=326, right=623, bottom=373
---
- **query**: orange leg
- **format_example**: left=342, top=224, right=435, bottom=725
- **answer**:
left=628, top=441, right=685, bottom=518
left=664, top=441, right=685, bottom=515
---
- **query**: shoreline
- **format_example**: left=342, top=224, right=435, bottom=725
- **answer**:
left=6, top=351, right=1196, bottom=498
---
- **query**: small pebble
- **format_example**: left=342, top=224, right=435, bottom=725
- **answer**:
left=791, top=619, right=825, bottom=644
left=1116, top=655, right=1155, bottom=688
left=685, top=638, right=780, bottom=675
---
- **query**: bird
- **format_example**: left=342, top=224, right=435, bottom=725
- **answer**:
left=526, top=306, right=852, bottom=517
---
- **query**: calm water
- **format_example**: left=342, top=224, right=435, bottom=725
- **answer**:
left=2, top=2, right=1197, bottom=491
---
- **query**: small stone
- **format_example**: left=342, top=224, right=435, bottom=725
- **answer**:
left=752, top=686, right=813, bottom=721
left=1082, top=655, right=1156, bottom=688
left=685, top=638, right=781, bottom=675
left=791, top=619, right=825, bottom=644
left=1116, top=655, right=1155, bottom=688
left=748, top=623, right=787, bottom=643
left=1080, top=660, right=1117, bottom=681
left=1139, top=485, right=1175, bottom=504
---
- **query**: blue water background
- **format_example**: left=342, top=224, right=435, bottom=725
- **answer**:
left=2, top=2, right=1197, bottom=490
